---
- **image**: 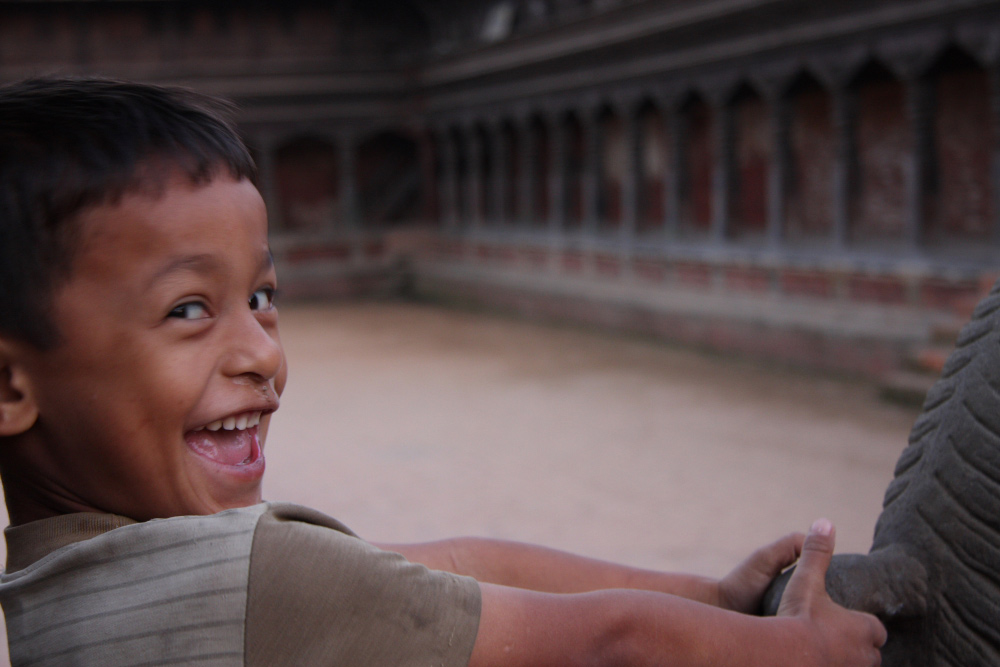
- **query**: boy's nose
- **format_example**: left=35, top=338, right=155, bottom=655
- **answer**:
left=221, top=310, right=285, bottom=384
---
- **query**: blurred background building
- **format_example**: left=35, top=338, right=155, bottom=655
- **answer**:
left=4, top=0, right=1000, bottom=392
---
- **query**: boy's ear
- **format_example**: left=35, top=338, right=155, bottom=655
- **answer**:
left=0, top=339, right=39, bottom=437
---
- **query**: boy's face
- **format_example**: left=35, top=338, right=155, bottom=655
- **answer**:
left=13, top=171, right=286, bottom=521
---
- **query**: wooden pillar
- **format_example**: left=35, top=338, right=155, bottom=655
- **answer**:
left=518, top=119, right=536, bottom=227
left=337, top=132, right=358, bottom=230
left=439, top=128, right=459, bottom=232
left=491, top=122, right=508, bottom=227
left=254, top=134, right=283, bottom=232
left=992, top=65, right=1000, bottom=248
left=467, top=125, right=484, bottom=231
left=416, top=127, right=438, bottom=224
left=548, top=113, right=568, bottom=236
left=582, top=107, right=603, bottom=235
left=710, top=97, right=734, bottom=243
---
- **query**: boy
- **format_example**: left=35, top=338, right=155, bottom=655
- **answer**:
left=0, top=77, right=885, bottom=666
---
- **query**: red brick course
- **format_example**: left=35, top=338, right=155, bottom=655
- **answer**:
left=561, top=251, right=585, bottom=273
left=919, top=278, right=981, bottom=312
left=522, top=246, right=549, bottom=267
left=725, top=267, right=771, bottom=293
left=594, top=253, right=622, bottom=277
left=780, top=270, right=833, bottom=298
left=675, top=261, right=712, bottom=287
left=633, top=259, right=669, bottom=282
left=847, top=275, right=907, bottom=305
left=364, top=239, right=386, bottom=259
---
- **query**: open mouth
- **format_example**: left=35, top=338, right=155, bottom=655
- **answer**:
left=185, top=411, right=263, bottom=467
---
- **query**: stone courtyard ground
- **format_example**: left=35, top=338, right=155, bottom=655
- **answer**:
left=0, top=301, right=922, bottom=662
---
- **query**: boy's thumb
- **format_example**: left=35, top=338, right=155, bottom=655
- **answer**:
left=778, top=519, right=835, bottom=615
left=798, top=518, right=835, bottom=577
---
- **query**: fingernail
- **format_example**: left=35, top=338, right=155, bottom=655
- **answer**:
left=810, top=518, right=833, bottom=536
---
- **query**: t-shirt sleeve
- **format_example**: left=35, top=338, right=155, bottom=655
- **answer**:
left=245, top=503, right=482, bottom=667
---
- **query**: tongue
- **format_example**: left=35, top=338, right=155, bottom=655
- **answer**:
left=186, top=426, right=256, bottom=466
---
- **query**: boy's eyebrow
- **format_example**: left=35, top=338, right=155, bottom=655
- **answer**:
left=147, top=254, right=221, bottom=288
left=146, top=248, right=272, bottom=289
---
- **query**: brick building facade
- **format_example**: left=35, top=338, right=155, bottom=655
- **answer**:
left=4, top=0, right=1000, bottom=380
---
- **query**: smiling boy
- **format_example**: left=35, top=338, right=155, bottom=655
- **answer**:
left=6, top=171, right=281, bottom=523
left=0, top=77, right=886, bottom=666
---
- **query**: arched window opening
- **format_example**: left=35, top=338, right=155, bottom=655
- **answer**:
left=274, top=135, right=339, bottom=232
left=529, top=116, right=550, bottom=227
left=357, top=131, right=421, bottom=228
left=729, top=85, right=771, bottom=240
left=850, top=61, right=909, bottom=245
left=679, top=94, right=714, bottom=235
left=500, top=122, right=519, bottom=227
left=450, top=128, right=469, bottom=228
left=636, top=100, right=666, bottom=234
left=563, top=113, right=586, bottom=231
left=785, top=72, right=836, bottom=244
left=475, top=124, right=494, bottom=225
left=925, top=46, right=993, bottom=247
left=598, top=106, right=624, bottom=230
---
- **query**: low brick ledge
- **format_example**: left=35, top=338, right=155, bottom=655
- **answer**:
left=412, top=261, right=957, bottom=380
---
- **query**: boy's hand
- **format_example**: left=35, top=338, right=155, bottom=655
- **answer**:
left=777, top=519, right=887, bottom=666
left=717, top=531, right=805, bottom=613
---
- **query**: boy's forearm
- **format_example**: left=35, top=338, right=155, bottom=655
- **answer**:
left=392, top=523, right=884, bottom=666
left=377, top=536, right=719, bottom=603
left=470, top=585, right=814, bottom=667
left=594, top=592, right=811, bottom=667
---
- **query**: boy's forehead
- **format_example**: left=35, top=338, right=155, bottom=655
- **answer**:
left=79, top=172, right=264, bottom=237
left=70, top=173, right=269, bottom=280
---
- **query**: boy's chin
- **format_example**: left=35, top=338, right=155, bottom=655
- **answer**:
left=182, top=449, right=267, bottom=516
left=193, top=477, right=266, bottom=516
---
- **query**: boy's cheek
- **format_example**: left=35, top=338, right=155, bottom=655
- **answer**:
left=258, top=415, right=276, bottom=448
left=274, top=352, right=288, bottom=397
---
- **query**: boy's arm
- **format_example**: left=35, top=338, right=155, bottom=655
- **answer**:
left=467, top=522, right=886, bottom=667
left=375, top=530, right=803, bottom=612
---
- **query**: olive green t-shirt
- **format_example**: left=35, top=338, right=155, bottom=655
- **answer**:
left=0, top=502, right=482, bottom=666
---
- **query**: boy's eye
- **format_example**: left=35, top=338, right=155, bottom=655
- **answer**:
left=249, top=287, right=275, bottom=312
left=168, top=302, right=210, bottom=320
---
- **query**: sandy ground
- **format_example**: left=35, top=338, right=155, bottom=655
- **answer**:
left=0, top=301, right=921, bottom=662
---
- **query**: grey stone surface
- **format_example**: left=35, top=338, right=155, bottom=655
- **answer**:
left=763, top=278, right=1000, bottom=665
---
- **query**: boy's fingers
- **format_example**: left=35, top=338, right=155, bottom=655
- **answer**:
left=743, top=532, right=805, bottom=576
left=779, top=519, right=888, bottom=658
left=871, top=612, right=888, bottom=647
left=718, top=531, right=806, bottom=612
left=763, top=532, right=805, bottom=574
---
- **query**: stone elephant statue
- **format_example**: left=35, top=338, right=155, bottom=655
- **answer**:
left=762, top=279, right=1000, bottom=666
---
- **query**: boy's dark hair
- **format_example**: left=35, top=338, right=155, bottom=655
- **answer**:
left=0, top=76, right=257, bottom=348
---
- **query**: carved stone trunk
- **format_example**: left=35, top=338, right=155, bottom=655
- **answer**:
left=763, top=279, right=1000, bottom=665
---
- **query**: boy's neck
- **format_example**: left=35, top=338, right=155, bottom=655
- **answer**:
left=0, top=447, right=111, bottom=526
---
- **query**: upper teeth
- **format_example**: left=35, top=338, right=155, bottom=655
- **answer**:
left=197, top=412, right=261, bottom=432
